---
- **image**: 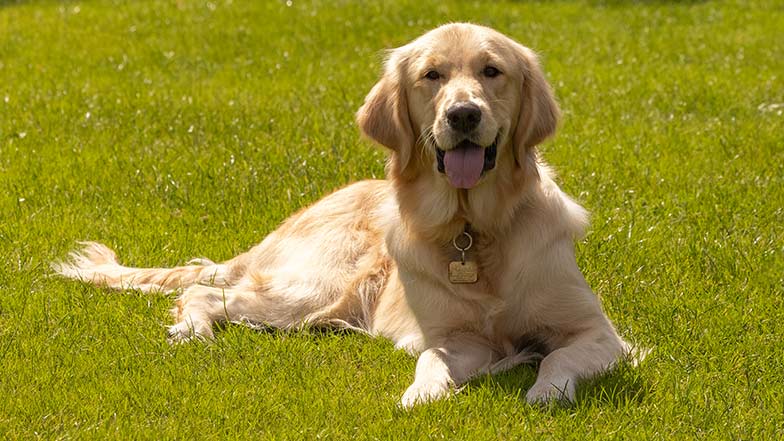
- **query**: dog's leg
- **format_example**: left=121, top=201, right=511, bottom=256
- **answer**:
left=168, top=284, right=266, bottom=341
left=399, top=333, right=497, bottom=408
left=168, top=276, right=343, bottom=341
left=525, top=326, right=629, bottom=404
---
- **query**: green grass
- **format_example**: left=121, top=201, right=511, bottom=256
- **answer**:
left=1, top=0, right=783, bottom=438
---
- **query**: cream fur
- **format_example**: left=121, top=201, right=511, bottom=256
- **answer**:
left=55, top=23, right=630, bottom=407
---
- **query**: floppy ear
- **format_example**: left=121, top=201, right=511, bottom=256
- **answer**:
left=512, top=45, right=560, bottom=165
left=356, top=52, right=414, bottom=172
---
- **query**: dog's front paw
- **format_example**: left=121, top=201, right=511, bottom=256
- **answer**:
left=167, top=320, right=213, bottom=343
left=399, top=379, right=452, bottom=408
left=525, top=378, right=575, bottom=405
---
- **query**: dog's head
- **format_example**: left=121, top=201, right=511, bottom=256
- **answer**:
left=357, top=23, right=560, bottom=190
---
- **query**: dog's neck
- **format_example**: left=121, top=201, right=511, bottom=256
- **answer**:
left=390, top=149, right=541, bottom=244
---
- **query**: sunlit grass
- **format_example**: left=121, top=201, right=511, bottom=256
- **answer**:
left=1, top=0, right=782, bottom=438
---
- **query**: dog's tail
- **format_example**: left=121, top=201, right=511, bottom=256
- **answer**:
left=53, top=242, right=230, bottom=293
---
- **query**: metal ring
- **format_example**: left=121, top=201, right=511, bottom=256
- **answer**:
left=452, top=231, right=473, bottom=252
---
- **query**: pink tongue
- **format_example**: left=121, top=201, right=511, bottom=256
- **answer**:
left=443, top=143, right=484, bottom=189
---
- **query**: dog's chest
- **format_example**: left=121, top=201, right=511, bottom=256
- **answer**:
left=459, top=236, right=538, bottom=341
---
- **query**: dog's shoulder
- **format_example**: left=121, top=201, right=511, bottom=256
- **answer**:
left=527, top=163, right=590, bottom=241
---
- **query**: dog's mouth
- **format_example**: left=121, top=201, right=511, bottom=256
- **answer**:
left=436, top=136, right=498, bottom=189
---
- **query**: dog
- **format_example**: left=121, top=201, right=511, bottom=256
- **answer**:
left=55, top=23, right=631, bottom=407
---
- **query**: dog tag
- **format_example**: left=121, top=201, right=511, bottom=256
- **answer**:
left=449, top=260, right=478, bottom=284
left=450, top=229, right=478, bottom=284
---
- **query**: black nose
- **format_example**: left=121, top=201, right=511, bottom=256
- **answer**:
left=446, top=102, right=481, bottom=133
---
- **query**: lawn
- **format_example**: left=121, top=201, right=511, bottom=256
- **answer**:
left=1, top=0, right=783, bottom=438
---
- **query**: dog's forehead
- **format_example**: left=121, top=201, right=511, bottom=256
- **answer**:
left=409, top=24, right=517, bottom=69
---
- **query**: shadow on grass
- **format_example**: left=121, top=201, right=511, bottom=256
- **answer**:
left=467, top=358, right=649, bottom=410
left=0, top=0, right=28, bottom=7
left=575, top=361, right=650, bottom=407
left=214, top=320, right=365, bottom=339
left=0, top=0, right=78, bottom=8
left=215, top=322, right=650, bottom=409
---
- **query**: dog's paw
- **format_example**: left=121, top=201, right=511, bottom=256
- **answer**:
left=525, top=378, right=575, bottom=405
left=167, top=320, right=213, bottom=343
left=399, top=380, right=451, bottom=409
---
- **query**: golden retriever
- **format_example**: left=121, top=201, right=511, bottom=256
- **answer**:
left=55, top=23, right=630, bottom=407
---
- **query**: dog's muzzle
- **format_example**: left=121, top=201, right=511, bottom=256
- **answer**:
left=436, top=137, right=498, bottom=188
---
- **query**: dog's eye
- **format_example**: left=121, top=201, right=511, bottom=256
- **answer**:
left=482, top=66, right=501, bottom=78
left=424, top=70, right=441, bottom=81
